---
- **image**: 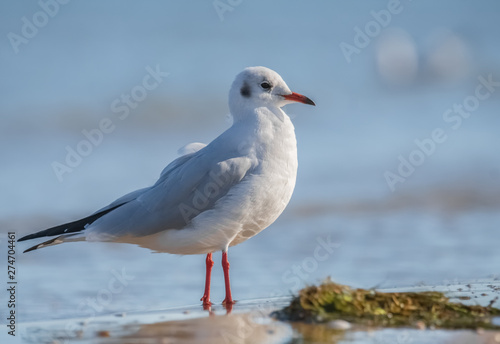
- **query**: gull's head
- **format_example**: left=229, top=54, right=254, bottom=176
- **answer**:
left=229, top=66, right=315, bottom=116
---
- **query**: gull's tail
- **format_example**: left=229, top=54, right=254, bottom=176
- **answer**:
left=18, top=204, right=123, bottom=253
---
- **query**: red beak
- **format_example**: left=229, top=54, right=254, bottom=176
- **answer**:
left=282, top=92, right=315, bottom=106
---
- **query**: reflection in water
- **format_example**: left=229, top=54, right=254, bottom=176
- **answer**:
left=121, top=313, right=291, bottom=344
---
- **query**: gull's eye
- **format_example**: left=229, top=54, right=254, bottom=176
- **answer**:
left=260, top=81, right=272, bottom=90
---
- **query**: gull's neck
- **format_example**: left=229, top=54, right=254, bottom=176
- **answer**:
left=228, top=105, right=295, bottom=159
left=232, top=104, right=287, bottom=125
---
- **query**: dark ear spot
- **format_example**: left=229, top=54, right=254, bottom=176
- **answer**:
left=240, top=82, right=251, bottom=98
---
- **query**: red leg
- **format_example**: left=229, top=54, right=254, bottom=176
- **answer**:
left=200, top=253, right=214, bottom=306
left=222, top=251, right=235, bottom=306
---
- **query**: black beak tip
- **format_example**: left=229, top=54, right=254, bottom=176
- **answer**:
left=306, top=97, right=316, bottom=106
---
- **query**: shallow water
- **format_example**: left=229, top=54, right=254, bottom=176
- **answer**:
left=3, top=130, right=500, bottom=343
left=3, top=197, right=500, bottom=343
left=7, top=204, right=500, bottom=322
left=6, top=282, right=500, bottom=343
left=1, top=1, right=500, bottom=342
left=2, top=83, right=500, bottom=344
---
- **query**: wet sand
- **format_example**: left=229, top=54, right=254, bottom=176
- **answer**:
left=12, top=282, right=500, bottom=344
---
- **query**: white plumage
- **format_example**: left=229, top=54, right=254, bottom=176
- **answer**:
left=19, top=66, right=315, bottom=305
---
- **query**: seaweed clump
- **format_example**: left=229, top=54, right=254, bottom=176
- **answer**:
left=276, top=279, right=500, bottom=329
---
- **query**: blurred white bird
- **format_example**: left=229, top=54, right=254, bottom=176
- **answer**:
left=19, top=66, right=315, bottom=307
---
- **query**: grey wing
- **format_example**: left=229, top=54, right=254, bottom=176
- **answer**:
left=94, top=143, right=206, bottom=215
left=85, top=150, right=255, bottom=240
left=93, top=187, right=151, bottom=214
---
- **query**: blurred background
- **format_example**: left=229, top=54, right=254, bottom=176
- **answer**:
left=1, top=1, right=499, bottom=323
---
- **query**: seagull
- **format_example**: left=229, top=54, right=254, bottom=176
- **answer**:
left=18, top=66, right=315, bottom=307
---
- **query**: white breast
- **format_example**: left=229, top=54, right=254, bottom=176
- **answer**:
left=228, top=110, right=298, bottom=246
left=193, top=107, right=298, bottom=251
left=130, top=108, right=298, bottom=255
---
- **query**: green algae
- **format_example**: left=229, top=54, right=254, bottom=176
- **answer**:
left=276, top=279, right=500, bottom=329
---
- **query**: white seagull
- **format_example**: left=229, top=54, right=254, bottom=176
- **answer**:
left=19, top=66, right=315, bottom=307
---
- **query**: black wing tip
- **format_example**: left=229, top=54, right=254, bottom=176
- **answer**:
left=18, top=235, right=33, bottom=242
left=16, top=203, right=124, bottom=245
